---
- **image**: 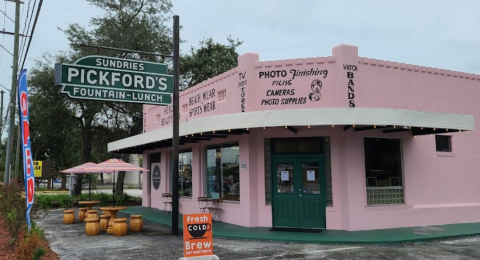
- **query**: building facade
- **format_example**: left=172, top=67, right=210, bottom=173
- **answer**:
left=109, top=44, right=477, bottom=231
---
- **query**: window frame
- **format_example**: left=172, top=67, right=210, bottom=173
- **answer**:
left=435, top=135, right=452, bottom=152
left=204, top=142, right=240, bottom=201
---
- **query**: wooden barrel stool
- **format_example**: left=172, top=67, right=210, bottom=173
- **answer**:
left=113, top=218, right=127, bottom=236
left=63, top=210, right=75, bottom=224
left=129, top=215, right=143, bottom=232
left=99, top=214, right=110, bottom=232
left=86, top=210, right=99, bottom=222
left=85, top=218, right=100, bottom=236
left=78, top=208, right=87, bottom=222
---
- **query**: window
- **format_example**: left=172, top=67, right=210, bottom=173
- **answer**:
left=272, top=138, right=323, bottom=154
left=206, top=143, right=239, bottom=201
left=364, top=138, right=404, bottom=205
left=435, top=135, right=451, bottom=152
left=179, top=150, right=192, bottom=197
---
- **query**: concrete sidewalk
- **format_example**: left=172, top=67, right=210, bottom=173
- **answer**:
left=121, top=206, right=480, bottom=244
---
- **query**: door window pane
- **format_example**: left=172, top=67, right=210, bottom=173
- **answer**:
left=276, top=163, right=294, bottom=194
left=302, top=163, right=320, bottom=194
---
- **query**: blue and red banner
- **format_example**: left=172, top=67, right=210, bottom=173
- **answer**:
left=17, top=69, right=34, bottom=230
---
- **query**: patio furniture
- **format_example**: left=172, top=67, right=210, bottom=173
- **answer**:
left=113, top=218, right=127, bottom=236
left=85, top=218, right=100, bottom=236
left=100, top=206, right=127, bottom=234
left=63, top=210, right=75, bottom=224
left=78, top=201, right=101, bottom=220
left=198, top=197, right=209, bottom=213
left=100, top=215, right=110, bottom=232
left=129, top=215, right=143, bottom=232
left=78, top=208, right=87, bottom=221
left=162, top=193, right=172, bottom=213
left=207, top=192, right=222, bottom=221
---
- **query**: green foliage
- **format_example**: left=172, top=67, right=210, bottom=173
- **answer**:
left=60, top=196, right=74, bottom=209
left=35, top=195, right=53, bottom=210
left=98, top=192, right=110, bottom=206
left=181, top=37, right=242, bottom=89
left=115, top=193, right=131, bottom=206
left=33, top=247, right=47, bottom=260
left=0, top=181, right=27, bottom=240
left=15, top=225, right=45, bottom=260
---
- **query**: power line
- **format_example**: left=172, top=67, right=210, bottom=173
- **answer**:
left=0, top=9, right=14, bottom=23
left=18, top=0, right=32, bottom=67
left=19, top=0, right=41, bottom=71
left=0, top=43, right=13, bottom=56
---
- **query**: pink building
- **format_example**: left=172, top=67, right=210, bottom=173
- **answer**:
left=108, top=44, right=477, bottom=231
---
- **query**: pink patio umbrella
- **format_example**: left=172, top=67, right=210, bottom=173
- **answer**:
left=60, top=162, right=98, bottom=201
left=82, top=159, right=149, bottom=207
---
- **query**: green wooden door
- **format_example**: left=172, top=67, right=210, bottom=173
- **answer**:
left=272, top=157, right=326, bottom=229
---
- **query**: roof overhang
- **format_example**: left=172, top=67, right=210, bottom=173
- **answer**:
left=108, top=107, right=474, bottom=154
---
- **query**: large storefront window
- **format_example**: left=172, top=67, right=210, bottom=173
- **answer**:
left=206, top=143, right=240, bottom=201
left=179, top=150, right=192, bottom=197
left=364, top=138, right=404, bottom=205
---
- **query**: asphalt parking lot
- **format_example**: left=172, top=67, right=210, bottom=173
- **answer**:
left=37, top=209, right=480, bottom=260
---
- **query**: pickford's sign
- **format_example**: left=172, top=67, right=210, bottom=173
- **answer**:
left=55, top=56, right=173, bottom=105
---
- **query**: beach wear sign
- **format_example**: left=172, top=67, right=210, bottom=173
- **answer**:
left=183, top=213, right=213, bottom=258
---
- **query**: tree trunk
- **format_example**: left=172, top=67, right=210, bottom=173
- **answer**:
left=74, top=119, right=93, bottom=195
left=100, top=173, right=104, bottom=184
left=115, top=154, right=130, bottom=195
left=61, top=172, right=66, bottom=190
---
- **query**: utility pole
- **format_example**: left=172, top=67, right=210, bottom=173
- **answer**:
left=0, top=90, right=4, bottom=128
left=4, top=0, right=21, bottom=184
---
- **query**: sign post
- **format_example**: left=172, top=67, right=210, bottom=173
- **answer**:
left=180, top=213, right=219, bottom=260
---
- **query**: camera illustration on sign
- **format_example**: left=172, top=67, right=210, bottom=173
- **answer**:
left=309, top=79, right=323, bottom=102
left=54, top=56, right=173, bottom=105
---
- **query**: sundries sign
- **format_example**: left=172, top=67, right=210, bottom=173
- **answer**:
left=55, top=56, right=173, bottom=105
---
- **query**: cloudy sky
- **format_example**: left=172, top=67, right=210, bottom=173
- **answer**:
left=0, top=0, right=479, bottom=134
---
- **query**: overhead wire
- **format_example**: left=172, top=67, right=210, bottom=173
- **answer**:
left=18, top=0, right=33, bottom=69
left=19, top=0, right=42, bottom=71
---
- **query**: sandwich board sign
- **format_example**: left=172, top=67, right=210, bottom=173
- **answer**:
left=181, top=213, right=219, bottom=260
left=55, top=56, right=173, bottom=105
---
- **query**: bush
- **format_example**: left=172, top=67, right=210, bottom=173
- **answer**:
left=60, top=196, right=73, bottom=209
left=116, top=193, right=131, bottom=206
left=0, top=180, right=27, bottom=240
left=15, top=225, right=45, bottom=260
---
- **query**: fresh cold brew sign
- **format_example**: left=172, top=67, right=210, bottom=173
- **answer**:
left=55, top=56, right=173, bottom=105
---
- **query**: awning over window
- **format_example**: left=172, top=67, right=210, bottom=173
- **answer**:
left=108, top=107, right=474, bottom=154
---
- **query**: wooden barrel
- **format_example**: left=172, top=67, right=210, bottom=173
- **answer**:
left=78, top=208, right=87, bottom=222
left=129, top=215, right=143, bottom=232
left=99, top=215, right=110, bottom=232
left=85, top=218, right=100, bottom=236
left=86, top=210, right=99, bottom=222
left=63, top=210, right=75, bottom=224
left=113, top=218, right=127, bottom=236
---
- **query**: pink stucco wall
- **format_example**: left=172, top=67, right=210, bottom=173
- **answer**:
left=140, top=44, right=480, bottom=231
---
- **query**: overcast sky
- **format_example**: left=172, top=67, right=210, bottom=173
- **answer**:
left=1, top=0, right=480, bottom=135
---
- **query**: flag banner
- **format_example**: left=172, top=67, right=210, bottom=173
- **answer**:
left=17, top=69, right=34, bottom=230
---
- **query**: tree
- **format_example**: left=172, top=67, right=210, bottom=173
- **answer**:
left=60, top=0, right=173, bottom=195
left=180, top=37, right=242, bottom=89
left=28, top=54, right=83, bottom=190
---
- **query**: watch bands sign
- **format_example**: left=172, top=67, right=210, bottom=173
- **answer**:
left=17, top=69, right=35, bottom=230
